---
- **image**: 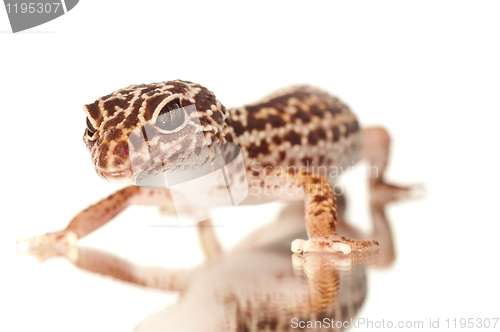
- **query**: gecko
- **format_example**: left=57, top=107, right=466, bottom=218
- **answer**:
left=18, top=79, right=410, bottom=256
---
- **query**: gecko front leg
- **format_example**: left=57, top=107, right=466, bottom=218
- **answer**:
left=289, top=171, right=378, bottom=254
left=17, top=186, right=222, bottom=260
left=17, top=186, right=144, bottom=247
left=292, top=127, right=415, bottom=254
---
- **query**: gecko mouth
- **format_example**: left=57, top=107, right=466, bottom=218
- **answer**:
left=93, top=138, right=193, bottom=183
left=94, top=166, right=135, bottom=183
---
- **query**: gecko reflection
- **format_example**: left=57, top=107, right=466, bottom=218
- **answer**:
left=24, top=191, right=400, bottom=331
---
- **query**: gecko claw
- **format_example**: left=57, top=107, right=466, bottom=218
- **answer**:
left=16, top=230, right=78, bottom=251
left=291, top=236, right=378, bottom=255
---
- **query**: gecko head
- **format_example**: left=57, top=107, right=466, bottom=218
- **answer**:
left=82, top=80, right=228, bottom=183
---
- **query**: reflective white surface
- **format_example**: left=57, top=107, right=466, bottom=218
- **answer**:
left=2, top=1, right=500, bottom=331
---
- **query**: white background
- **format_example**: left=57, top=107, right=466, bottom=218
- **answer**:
left=1, top=1, right=500, bottom=331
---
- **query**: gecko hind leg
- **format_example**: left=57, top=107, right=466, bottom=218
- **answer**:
left=359, top=127, right=417, bottom=204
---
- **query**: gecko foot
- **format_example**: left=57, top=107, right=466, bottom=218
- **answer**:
left=16, top=230, right=78, bottom=251
left=17, top=243, right=79, bottom=263
left=370, top=181, right=424, bottom=205
left=291, top=235, right=379, bottom=255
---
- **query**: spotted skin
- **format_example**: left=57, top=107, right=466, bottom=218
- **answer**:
left=18, top=79, right=409, bottom=254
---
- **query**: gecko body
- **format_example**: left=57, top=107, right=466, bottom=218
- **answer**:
left=21, top=80, right=410, bottom=255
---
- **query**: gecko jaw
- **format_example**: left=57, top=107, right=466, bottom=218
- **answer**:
left=94, top=165, right=135, bottom=183
left=93, top=138, right=191, bottom=184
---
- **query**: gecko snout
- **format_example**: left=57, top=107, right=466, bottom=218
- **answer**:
left=93, top=137, right=135, bottom=183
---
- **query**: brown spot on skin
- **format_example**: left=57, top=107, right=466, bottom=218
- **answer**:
left=318, top=155, right=324, bottom=165
left=105, top=128, right=123, bottom=141
left=102, top=95, right=133, bottom=117
left=326, top=104, right=344, bottom=117
left=284, top=130, right=302, bottom=145
left=227, top=119, right=245, bottom=136
left=301, top=156, right=313, bottom=165
left=114, top=140, right=129, bottom=159
left=269, top=317, right=277, bottom=330
left=287, top=166, right=296, bottom=175
left=310, top=104, right=323, bottom=117
left=317, top=127, right=327, bottom=140
left=225, top=132, right=234, bottom=143
left=312, top=195, right=328, bottom=203
left=198, top=115, right=211, bottom=126
left=279, top=151, right=286, bottom=161
left=112, top=156, right=127, bottom=168
left=332, top=126, right=340, bottom=141
left=143, top=89, right=163, bottom=98
left=272, top=136, right=282, bottom=145
left=103, top=112, right=125, bottom=131
left=97, top=143, right=109, bottom=168
left=246, top=117, right=267, bottom=131
left=84, top=102, right=101, bottom=122
left=252, top=170, right=259, bottom=177
left=212, top=110, right=224, bottom=124
left=169, top=81, right=189, bottom=94
left=267, top=114, right=286, bottom=128
left=262, top=163, right=272, bottom=170
left=307, top=130, right=319, bottom=145
left=309, top=177, right=323, bottom=185
left=143, top=94, right=170, bottom=121
left=122, top=108, right=140, bottom=129
left=194, top=88, right=218, bottom=115
left=247, top=140, right=270, bottom=159
left=291, top=107, right=311, bottom=124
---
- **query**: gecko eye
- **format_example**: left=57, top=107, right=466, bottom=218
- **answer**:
left=86, top=118, right=98, bottom=140
left=155, top=99, right=188, bottom=133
